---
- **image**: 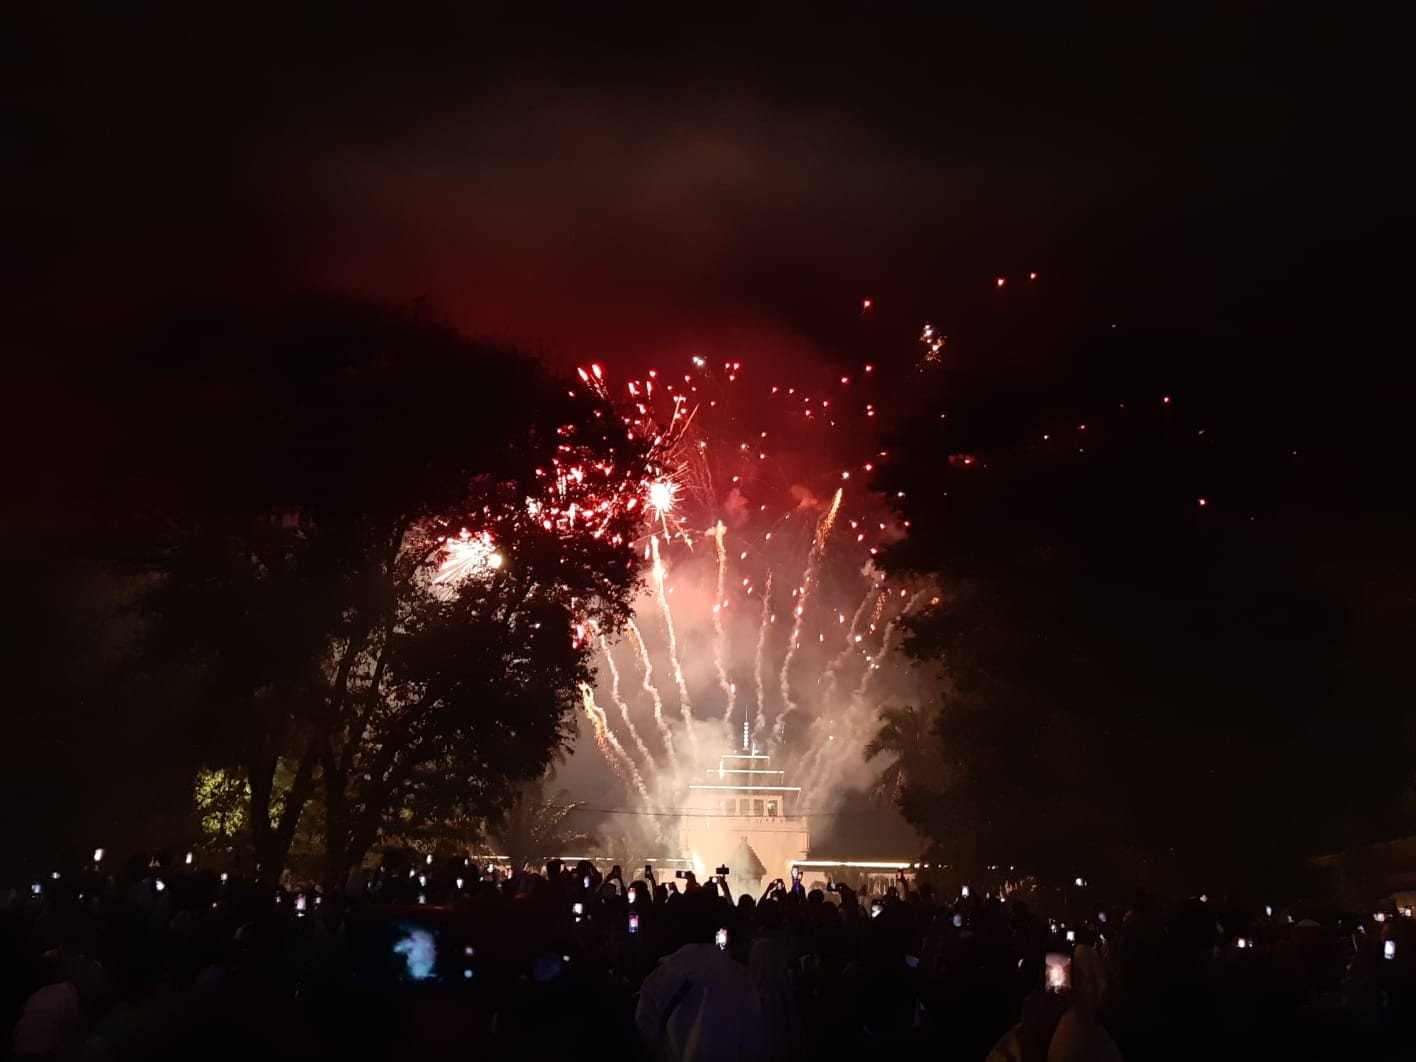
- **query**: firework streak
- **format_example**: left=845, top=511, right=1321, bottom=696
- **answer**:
left=580, top=684, right=648, bottom=800
left=712, top=521, right=737, bottom=743
left=857, top=590, right=928, bottom=700
left=823, top=585, right=884, bottom=706
left=750, top=573, right=773, bottom=751
left=598, top=629, right=655, bottom=769
left=651, top=535, right=699, bottom=761
left=626, top=619, right=678, bottom=774
left=798, top=588, right=930, bottom=796
left=773, top=488, right=843, bottom=745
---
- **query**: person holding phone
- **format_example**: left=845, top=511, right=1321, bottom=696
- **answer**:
left=985, top=945, right=1122, bottom=1062
left=635, top=903, right=765, bottom=1060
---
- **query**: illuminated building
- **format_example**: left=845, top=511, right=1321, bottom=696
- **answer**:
left=678, top=726, right=809, bottom=896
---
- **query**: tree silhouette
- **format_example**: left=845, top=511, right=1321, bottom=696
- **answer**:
left=131, top=298, right=648, bottom=879
left=863, top=704, right=934, bottom=806
left=487, top=774, right=597, bottom=872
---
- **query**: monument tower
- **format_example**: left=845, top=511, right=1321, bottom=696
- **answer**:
left=678, top=722, right=811, bottom=896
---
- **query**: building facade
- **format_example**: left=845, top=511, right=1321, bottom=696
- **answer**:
left=678, top=745, right=810, bottom=897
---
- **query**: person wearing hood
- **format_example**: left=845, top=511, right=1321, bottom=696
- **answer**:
left=635, top=894, right=765, bottom=1061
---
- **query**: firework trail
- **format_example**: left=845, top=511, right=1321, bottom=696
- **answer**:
left=750, top=573, right=773, bottom=750
left=711, top=521, right=737, bottom=742
left=569, top=356, right=927, bottom=809
left=799, top=588, right=930, bottom=796
left=650, top=535, right=699, bottom=762
left=626, top=619, right=678, bottom=774
left=580, top=684, right=649, bottom=801
left=773, top=488, right=843, bottom=745
left=598, top=629, right=655, bottom=770
left=856, top=589, right=928, bottom=700
left=869, top=590, right=887, bottom=632
left=819, top=583, right=884, bottom=727
left=579, top=682, right=617, bottom=767
left=575, top=363, right=609, bottom=399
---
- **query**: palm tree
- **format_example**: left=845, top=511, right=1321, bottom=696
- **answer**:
left=864, top=705, right=932, bottom=806
left=487, top=773, right=597, bottom=872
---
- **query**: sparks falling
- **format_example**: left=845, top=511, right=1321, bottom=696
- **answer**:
left=712, top=520, right=737, bottom=742
left=774, top=487, right=844, bottom=743
left=549, top=350, right=931, bottom=840
left=626, top=619, right=678, bottom=775
left=650, top=535, right=698, bottom=761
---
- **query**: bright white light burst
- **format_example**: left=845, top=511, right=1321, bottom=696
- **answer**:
left=647, top=479, right=679, bottom=516
left=434, top=530, right=503, bottom=584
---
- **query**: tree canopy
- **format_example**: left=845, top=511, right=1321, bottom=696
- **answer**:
left=126, top=298, right=649, bottom=877
left=874, top=327, right=1414, bottom=893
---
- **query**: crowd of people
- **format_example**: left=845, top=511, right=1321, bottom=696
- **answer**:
left=3, top=851, right=1415, bottom=1061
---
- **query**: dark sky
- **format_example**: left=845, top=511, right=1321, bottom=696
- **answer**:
left=6, top=6, right=1411, bottom=525
left=6, top=7, right=1408, bottom=348
left=4, top=7, right=1414, bottom=872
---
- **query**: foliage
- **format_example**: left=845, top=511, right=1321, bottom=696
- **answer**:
left=194, top=768, right=252, bottom=840
left=863, top=704, right=938, bottom=806
left=487, top=775, right=597, bottom=872
left=131, top=298, right=648, bottom=878
left=873, top=348, right=1361, bottom=889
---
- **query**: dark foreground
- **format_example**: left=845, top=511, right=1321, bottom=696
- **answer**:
left=4, top=861, right=1414, bottom=1061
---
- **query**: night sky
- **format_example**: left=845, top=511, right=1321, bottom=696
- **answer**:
left=4, top=8, right=1413, bottom=877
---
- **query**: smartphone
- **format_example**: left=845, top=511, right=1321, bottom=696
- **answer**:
left=644, top=864, right=653, bottom=879
left=715, top=927, right=728, bottom=950
left=715, top=865, right=730, bottom=878
left=871, top=900, right=884, bottom=919
left=1384, top=940, right=1397, bottom=961
left=572, top=901, right=584, bottom=918
left=952, top=913, right=964, bottom=928
left=583, top=875, right=591, bottom=889
left=295, top=893, right=307, bottom=913
left=960, top=885, right=970, bottom=898
left=627, top=888, right=636, bottom=904
left=391, top=925, right=439, bottom=982
left=1235, top=937, right=1249, bottom=950
left=628, top=913, right=640, bottom=934
left=791, top=866, right=801, bottom=882
left=1045, top=953, right=1072, bottom=993
left=1065, top=930, right=1076, bottom=943
left=675, top=870, right=689, bottom=880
